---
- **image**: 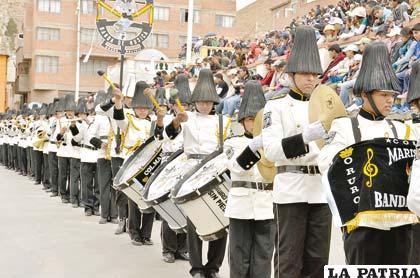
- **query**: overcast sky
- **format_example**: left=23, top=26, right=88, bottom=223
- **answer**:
left=236, top=0, right=256, bottom=10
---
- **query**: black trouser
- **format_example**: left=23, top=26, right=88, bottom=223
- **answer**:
left=81, top=162, right=99, bottom=212
left=42, top=153, right=50, bottom=188
left=16, top=146, right=22, bottom=173
left=58, top=156, right=70, bottom=200
left=229, top=218, right=275, bottom=278
left=3, top=143, right=8, bottom=167
left=274, top=203, right=332, bottom=278
left=128, top=199, right=155, bottom=240
left=30, top=147, right=36, bottom=177
left=26, top=147, right=32, bottom=175
left=411, top=224, right=420, bottom=264
left=161, top=219, right=187, bottom=255
left=21, top=147, right=28, bottom=175
left=33, top=150, right=43, bottom=182
left=0, top=144, right=3, bottom=165
left=48, top=152, right=59, bottom=194
left=69, top=158, right=80, bottom=205
left=98, top=158, right=117, bottom=219
left=12, top=144, right=18, bottom=170
left=344, top=225, right=412, bottom=264
left=111, top=157, right=128, bottom=220
left=187, top=218, right=227, bottom=276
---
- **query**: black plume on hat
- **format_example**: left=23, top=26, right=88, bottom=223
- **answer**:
left=76, top=98, right=89, bottom=114
left=191, top=69, right=220, bottom=104
left=132, top=81, right=153, bottom=109
left=238, top=81, right=267, bottom=121
left=407, top=60, right=420, bottom=103
left=285, top=26, right=323, bottom=75
left=155, top=88, right=169, bottom=106
left=173, top=74, right=191, bottom=104
left=354, top=42, right=401, bottom=96
left=94, top=90, right=108, bottom=107
left=63, top=94, right=76, bottom=111
left=39, top=103, right=48, bottom=115
left=47, top=103, right=54, bottom=116
left=54, top=97, right=63, bottom=113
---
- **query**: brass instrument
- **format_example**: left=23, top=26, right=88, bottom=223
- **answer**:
left=57, top=118, right=63, bottom=148
left=33, top=130, right=47, bottom=149
left=105, top=125, right=114, bottom=161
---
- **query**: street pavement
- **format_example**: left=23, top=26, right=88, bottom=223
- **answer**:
left=0, top=166, right=345, bottom=278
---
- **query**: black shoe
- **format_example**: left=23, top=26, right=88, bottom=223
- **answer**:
left=162, top=252, right=175, bottom=263
left=62, top=199, right=69, bottom=204
left=175, top=252, right=190, bottom=261
left=85, top=210, right=93, bottom=216
left=50, top=193, right=58, bottom=197
left=34, top=181, right=41, bottom=185
left=141, top=238, right=153, bottom=245
left=131, top=238, right=143, bottom=246
left=99, top=217, right=108, bottom=224
left=110, top=218, right=119, bottom=224
left=207, top=273, right=221, bottom=278
left=114, top=219, right=126, bottom=235
left=192, top=273, right=206, bottom=278
left=72, top=203, right=79, bottom=208
left=46, top=188, right=52, bottom=193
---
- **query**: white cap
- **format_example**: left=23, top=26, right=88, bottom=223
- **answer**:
left=387, top=27, right=402, bottom=37
left=343, top=44, right=359, bottom=53
left=354, top=54, right=363, bottom=62
left=196, top=58, right=203, bottom=64
left=328, top=17, right=344, bottom=25
left=350, top=7, right=366, bottom=18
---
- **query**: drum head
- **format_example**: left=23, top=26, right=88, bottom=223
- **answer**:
left=172, top=151, right=228, bottom=202
left=114, top=136, right=162, bottom=187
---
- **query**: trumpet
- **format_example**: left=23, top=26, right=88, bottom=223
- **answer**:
left=33, top=130, right=47, bottom=149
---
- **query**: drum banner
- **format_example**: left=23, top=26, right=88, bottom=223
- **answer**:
left=324, top=138, right=419, bottom=233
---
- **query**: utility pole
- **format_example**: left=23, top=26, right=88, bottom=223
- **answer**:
left=186, top=0, right=194, bottom=64
left=75, top=0, right=81, bottom=101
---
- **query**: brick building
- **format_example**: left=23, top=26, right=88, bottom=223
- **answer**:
left=16, top=0, right=237, bottom=103
left=236, top=0, right=337, bottom=39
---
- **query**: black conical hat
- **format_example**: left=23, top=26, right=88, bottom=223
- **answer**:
left=174, top=74, right=191, bottom=104
left=94, top=90, right=108, bottom=107
left=47, top=103, right=54, bottom=116
left=407, top=61, right=420, bottom=103
left=132, top=81, right=153, bottom=109
left=238, top=81, right=267, bottom=121
left=285, top=26, right=323, bottom=75
left=31, top=104, right=40, bottom=116
left=155, top=88, right=169, bottom=106
left=191, top=69, right=220, bottom=104
left=39, top=103, right=48, bottom=115
left=76, top=98, right=88, bottom=114
left=63, top=94, right=76, bottom=111
left=54, top=97, right=63, bottom=112
left=354, top=42, right=401, bottom=96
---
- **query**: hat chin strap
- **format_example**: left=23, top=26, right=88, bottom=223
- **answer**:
left=366, top=93, right=385, bottom=120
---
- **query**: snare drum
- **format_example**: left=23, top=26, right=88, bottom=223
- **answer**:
left=143, top=150, right=199, bottom=232
left=172, top=151, right=231, bottom=241
left=113, top=136, right=163, bottom=213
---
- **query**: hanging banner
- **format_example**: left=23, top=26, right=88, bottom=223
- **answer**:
left=95, top=0, right=154, bottom=55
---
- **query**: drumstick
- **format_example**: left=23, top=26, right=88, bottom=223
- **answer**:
left=175, top=98, right=185, bottom=113
left=97, top=70, right=116, bottom=90
left=144, top=89, right=161, bottom=110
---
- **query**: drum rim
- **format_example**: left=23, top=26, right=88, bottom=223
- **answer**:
left=113, top=136, right=162, bottom=188
left=171, top=150, right=228, bottom=204
left=143, top=148, right=184, bottom=204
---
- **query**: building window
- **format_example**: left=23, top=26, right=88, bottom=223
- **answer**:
left=80, top=28, right=99, bottom=44
left=35, top=56, right=59, bottom=73
left=38, top=0, right=61, bottom=13
left=81, top=0, right=94, bottom=14
left=154, top=6, right=169, bottom=21
left=145, top=34, right=169, bottom=49
left=215, top=15, right=235, bottom=28
left=81, top=60, right=108, bottom=75
left=180, top=9, right=200, bottom=23
left=179, top=35, right=198, bottom=46
left=36, top=27, right=60, bottom=40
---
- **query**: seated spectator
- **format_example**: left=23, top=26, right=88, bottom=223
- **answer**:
left=393, top=27, right=416, bottom=73
left=410, top=0, right=420, bottom=19
left=337, top=54, right=363, bottom=108
left=321, top=44, right=346, bottom=84
left=388, top=27, right=404, bottom=63
left=219, top=66, right=250, bottom=117
left=328, top=17, right=344, bottom=37
left=372, top=5, right=393, bottom=32
left=390, top=0, right=410, bottom=26
left=317, top=25, right=338, bottom=45
left=355, top=37, right=372, bottom=54
left=365, top=1, right=379, bottom=28
left=263, top=60, right=290, bottom=100
left=340, top=7, right=368, bottom=39
left=214, top=73, right=229, bottom=99
left=326, top=44, right=358, bottom=84
left=260, top=59, right=275, bottom=87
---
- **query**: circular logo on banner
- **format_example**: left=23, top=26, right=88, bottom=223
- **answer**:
left=95, top=0, right=154, bottom=55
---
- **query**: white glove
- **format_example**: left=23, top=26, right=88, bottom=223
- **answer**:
left=249, top=135, right=263, bottom=152
left=302, top=121, right=326, bottom=144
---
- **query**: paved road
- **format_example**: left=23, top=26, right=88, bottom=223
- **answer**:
left=0, top=166, right=345, bottom=278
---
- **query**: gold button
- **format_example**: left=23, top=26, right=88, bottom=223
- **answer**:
left=297, top=124, right=301, bottom=128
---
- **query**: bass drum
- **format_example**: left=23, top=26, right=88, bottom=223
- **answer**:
left=143, top=150, right=199, bottom=233
left=172, top=151, right=231, bottom=241
left=113, top=136, right=163, bottom=213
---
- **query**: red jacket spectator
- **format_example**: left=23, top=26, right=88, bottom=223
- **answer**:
left=260, top=59, right=275, bottom=86
left=321, top=44, right=346, bottom=84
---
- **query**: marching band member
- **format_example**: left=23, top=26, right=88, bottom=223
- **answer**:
left=88, top=91, right=118, bottom=224
left=154, top=81, right=190, bottom=263
left=165, top=69, right=229, bottom=278
left=41, top=104, right=53, bottom=191
left=318, top=42, right=419, bottom=264
left=33, top=105, right=47, bottom=184
left=224, top=80, right=274, bottom=278
left=47, top=99, right=61, bottom=197
left=261, top=26, right=331, bottom=277
left=18, top=110, right=29, bottom=177
left=113, top=81, right=155, bottom=246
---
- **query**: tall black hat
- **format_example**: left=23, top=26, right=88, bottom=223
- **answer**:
left=407, top=60, right=420, bottom=103
left=191, top=69, right=220, bottom=104
left=21, top=103, right=29, bottom=116
left=39, top=103, right=48, bottom=115
left=155, top=88, right=169, bottom=106
left=173, top=74, right=191, bottom=104
left=76, top=98, right=89, bottom=114
left=56, top=97, right=65, bottom=112
left=238, top=81, right=267, bottom=121
left=131, top=81, right=153, bottom=109
left=47, top=103, right=54, bottom=116
left=354, top=42, right=401, bottom=96
left=63, top=94, right=77, bottom=111
left=284, top=26, right=323, bottom=75
left=94, top=90, right=109, bottom=107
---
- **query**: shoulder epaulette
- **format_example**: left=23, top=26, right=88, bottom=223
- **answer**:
left=269, top=93, right=287, bottom=101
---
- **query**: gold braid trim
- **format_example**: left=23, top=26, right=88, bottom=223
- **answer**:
left=122, top=113, right=143, bottom=155
left=404, top=124, right=411, bottom=140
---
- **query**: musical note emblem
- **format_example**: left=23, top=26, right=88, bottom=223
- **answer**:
left=363, top=148, right=378, bottom=188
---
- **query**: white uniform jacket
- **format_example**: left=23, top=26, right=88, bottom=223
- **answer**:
left=71, top=117, right=97, bottom=163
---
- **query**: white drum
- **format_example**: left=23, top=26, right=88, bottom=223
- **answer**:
left=172, top=151, right=231, bottom=241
